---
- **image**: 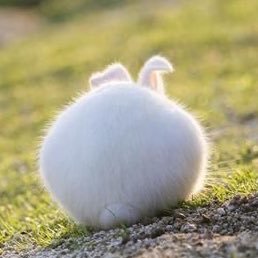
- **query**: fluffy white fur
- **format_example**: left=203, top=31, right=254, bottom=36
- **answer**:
left=39, top=55, right=208, bottom=229
left=138, top=56, right=174, bottom=94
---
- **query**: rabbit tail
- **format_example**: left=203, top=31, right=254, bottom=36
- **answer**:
left=99, top=203, right=140, bottom=229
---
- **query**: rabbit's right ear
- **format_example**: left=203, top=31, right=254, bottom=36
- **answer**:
left=89, top=63, right=132, bottom=89
left=137, top=56, right=174, bottom=94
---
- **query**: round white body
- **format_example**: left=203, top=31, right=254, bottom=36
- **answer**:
left=39, top=83, right=208, bottom=229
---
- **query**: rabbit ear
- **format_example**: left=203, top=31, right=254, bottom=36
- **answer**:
left=137, top=56, right=174, bottom=94
left=90, top=63, right=132, bottom=89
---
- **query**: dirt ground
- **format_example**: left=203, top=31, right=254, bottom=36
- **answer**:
left=136, top=232, right=258, bottom=258
left=2, top=194, right=258, bottom=258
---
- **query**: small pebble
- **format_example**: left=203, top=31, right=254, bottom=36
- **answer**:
left=180, top=223, right=197, bottom=233
left=217, top=207, right=226, bottom=215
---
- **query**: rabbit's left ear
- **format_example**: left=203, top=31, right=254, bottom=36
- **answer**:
left=90, top=63, right=132, bottom=89
left=137, top=56, right=174, bottom=94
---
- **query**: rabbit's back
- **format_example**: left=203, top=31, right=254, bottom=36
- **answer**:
left=40, top=83, right=207, bottom=227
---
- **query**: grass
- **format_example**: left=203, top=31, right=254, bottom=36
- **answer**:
left=0, top=0, right=258, bottom=253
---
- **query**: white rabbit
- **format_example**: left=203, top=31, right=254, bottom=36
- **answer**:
left=39, top=56, right=208, bottom=229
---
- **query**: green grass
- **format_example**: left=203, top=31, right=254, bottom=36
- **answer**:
left=0, top=0, right=258, bottom=253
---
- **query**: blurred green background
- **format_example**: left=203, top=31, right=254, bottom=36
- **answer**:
left=0, top=0, right=258, bottom=254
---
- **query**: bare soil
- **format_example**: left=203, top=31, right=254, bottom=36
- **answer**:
left=2, top=194, right=258, bottom=258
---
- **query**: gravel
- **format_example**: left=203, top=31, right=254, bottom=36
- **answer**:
left=2, top=193, right=258, bottom=258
